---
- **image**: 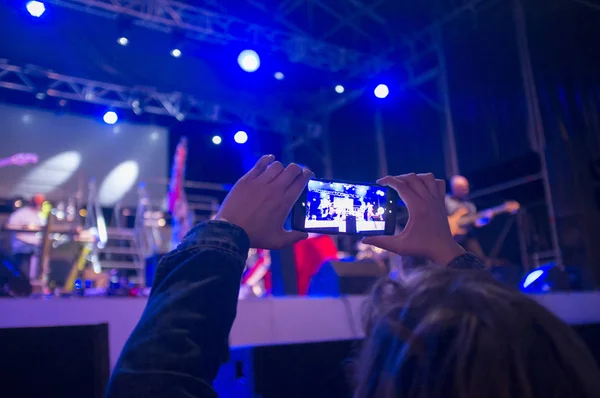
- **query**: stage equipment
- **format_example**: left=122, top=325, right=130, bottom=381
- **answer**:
left=26, top=1, right=45, bottom=17
left=521, top=262, right=596, bottom=293
left=234, top=131, right=248, bottom=144
left=308, top=258, right=387, bottom=296
left=103, top=111, right=118, bottom=124
left=0, top=61, right=320, bottom=136
left=0, top=254, right=32, bottom=296
left=238, top=50, right=260, bottom=72
left=374, top=84, right=389, bottom=99
left=240, top=249, right=271, bottom=299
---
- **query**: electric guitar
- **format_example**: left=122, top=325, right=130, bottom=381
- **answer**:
left=448, top=201, right=520, bottom=237
left=0, top=153, right=38, bottom=168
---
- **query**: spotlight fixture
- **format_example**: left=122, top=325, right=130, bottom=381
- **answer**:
left=238, top=50, right=260, bottom=72
left=274, top=72, right=284, bottom=80
left=26, top=1, right=45, bottom=17
left=234, top=130, right=248, bottom=144
left=335, top=85, right=345, bottom=94
left=374, top=84, right=389, bottom=99
left=117, top=36, right=129, bottom=46
left=212, top=135, right=222, bottom=145
left=170, top=48, right=182, bottom=58
left=103, top=111, right=118, bottom=125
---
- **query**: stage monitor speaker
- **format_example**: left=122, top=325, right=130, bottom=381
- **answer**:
left=0, top=252, right=32, bottom=296
left=307, top=258, right=387, bottom=297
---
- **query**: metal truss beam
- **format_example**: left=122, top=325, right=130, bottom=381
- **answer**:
left=0, top=60, right=320, bottom=135
left=46, top=0, right=389, bottom=75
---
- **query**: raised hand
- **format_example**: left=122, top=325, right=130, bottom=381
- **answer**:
left=363, top=173, right=465, bottom=265
left=215, top=155, right=313, bottom=249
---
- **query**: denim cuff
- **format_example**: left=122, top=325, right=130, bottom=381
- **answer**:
left=183, top=220, right=250, bottom=261
left=447, top=252, right=484, bottom=270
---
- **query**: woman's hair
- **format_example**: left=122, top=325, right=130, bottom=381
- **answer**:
left=354, top=267, right=600, bottom=398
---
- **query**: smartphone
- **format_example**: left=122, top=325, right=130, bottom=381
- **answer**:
left=291, top=178, right=398, bottom=236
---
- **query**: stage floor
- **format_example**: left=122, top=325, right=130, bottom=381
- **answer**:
left=1, top=293, right=600, bottom=369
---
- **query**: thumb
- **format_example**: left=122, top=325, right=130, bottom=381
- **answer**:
left=362, top=236, right=398, bottom=254
left=279, top=230, right=309, bottom=248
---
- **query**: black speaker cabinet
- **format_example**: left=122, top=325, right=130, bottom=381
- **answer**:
left=307, top=258, right=387, bottom=296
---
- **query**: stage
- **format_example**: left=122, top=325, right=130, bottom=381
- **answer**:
left=1, top=292, right=600, bottom=370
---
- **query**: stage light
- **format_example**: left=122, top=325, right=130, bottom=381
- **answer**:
left=238, top=50, right=260, bottom=72
left=234, top=130, right=248, bottom=144
left=117, top=36, right=129, bottom=46
left=335, top=85, right=345, bottom=94
left=103, top=111, right=118, bottom=125
left=274, top=71, right=284, bottom=80
left=374, top=84, right=389, bottom=99
left=176, top=112, right=185, bottom=121
left=212, top=135, right=222, bottom=145
left=170, top=48, right=182, bottom=58
left=26, top=1, right=45, bottom=17
left=520, top=263, right=571, bottom=293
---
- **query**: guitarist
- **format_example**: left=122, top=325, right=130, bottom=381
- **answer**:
left=445, top=175, right=492, bottom=263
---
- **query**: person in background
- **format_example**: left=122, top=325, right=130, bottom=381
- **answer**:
left=105, top=159, right=600, bottom=398
left=8, top=193, right=45, bottom=279
left=445, top=175, right=490, bottom=261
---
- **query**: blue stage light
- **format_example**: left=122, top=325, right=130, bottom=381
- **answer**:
left=170, top=48, right=182, bottom=58
left=103, top=111, right=118, bottom=125
left=117, top=36, right=129, bottom=46
left=212, top=135, right=222, bottom=145
left=238, top=50, right=260, bottom=72
left=234, top=131, right=248, bottom=144
left=26, top=1, right=45, bottom=17
left=274, top=71, right=284, bottom=80
left=520, top=263, right=571, bottom=294
left=374, top=84, right=389, bottom=99
left=335, top=85, right=345, bottom=94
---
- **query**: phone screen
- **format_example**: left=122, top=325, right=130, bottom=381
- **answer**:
left=292, top=179, right=397, bottom=236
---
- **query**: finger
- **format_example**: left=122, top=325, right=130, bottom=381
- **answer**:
left=362, top=236, right=399, bottom=254
left=398, top=173, right=430, bottom=200
left=285, top=169, right=314, bottom=201
left=245, top=154, right=275, bottom=179
left=258, top=161, right=285, bottom=183
left=417, top=173, right=438, bottom=198
left=278, top=230, right=309, bottom=248
left=377, top=176, right=419, bottom=207
left=274, top=163, right=303, bottom=188
left=435, top=179, right=446, bottom=199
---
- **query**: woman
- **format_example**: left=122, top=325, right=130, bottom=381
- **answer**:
left=106, top=156, right=600, bottom=398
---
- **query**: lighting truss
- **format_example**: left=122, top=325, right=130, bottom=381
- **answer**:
left=0, top=60, right=320, bottom=135
left=45, top=0, right=391, bottom=76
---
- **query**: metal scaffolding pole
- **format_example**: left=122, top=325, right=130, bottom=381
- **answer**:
left=435, top=25, right=460, bottom=179
left=513, top=0, right=563, bottom=268
left=374, top=107, right=388, bottom=177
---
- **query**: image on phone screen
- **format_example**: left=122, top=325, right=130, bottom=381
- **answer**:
left=292, top=179, right=397, bottom=235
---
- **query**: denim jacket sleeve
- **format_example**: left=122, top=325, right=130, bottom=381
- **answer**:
left=447, top=252, right=485, bottom=270
left=105, top=220, right=250, bottom=398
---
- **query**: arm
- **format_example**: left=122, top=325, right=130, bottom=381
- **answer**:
left=106, top=220, right=249, bottom=398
